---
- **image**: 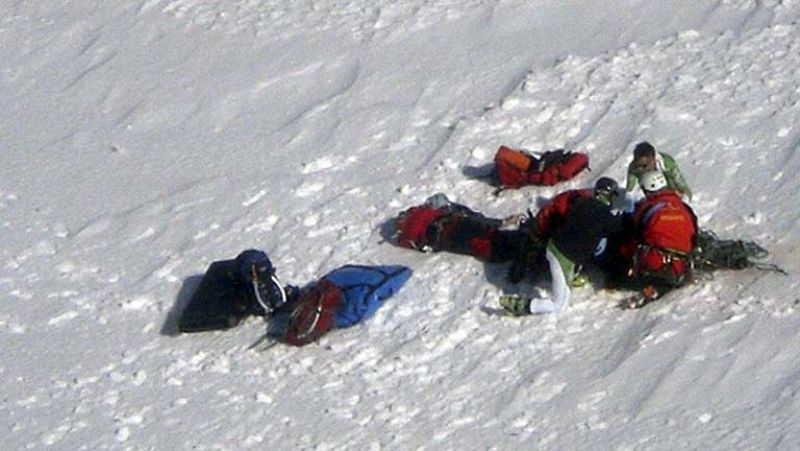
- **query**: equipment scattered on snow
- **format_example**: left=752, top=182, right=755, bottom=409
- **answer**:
left=691, top=229, right=786, bottom=275
left=493, top=146, right=590, bottom=190
left=178, top=251, right=412, bottom=347
left=178, top=259, right=254, bottom=333
left=620, top=230, right=786, bottom=310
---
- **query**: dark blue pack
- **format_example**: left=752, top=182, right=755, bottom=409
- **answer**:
left=234, top=249, right=287, bottom=314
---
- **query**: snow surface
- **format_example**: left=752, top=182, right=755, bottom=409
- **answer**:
left=2, top=0, right=800, bottom=449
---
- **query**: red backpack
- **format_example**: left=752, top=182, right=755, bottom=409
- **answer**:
left=494, top=146, right=589, bottom=188
left=282, top=280, right=343, bottom=346
left=626, top=191, right=698, bottom=286
left=635, top=192, right=697, bottom=255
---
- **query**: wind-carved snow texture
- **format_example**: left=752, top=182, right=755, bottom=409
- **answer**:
left=2, top=0, right=800, bottom=450
left=145, top=0, right=501, bottom=41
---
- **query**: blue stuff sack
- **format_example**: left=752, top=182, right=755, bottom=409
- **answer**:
left=321, top=265, right=412, bottom=328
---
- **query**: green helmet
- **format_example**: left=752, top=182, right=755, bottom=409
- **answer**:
left=594, top=177, right=619, bottom=204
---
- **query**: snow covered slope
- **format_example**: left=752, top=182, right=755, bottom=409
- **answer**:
left=2, top=0, right=799, bottom=449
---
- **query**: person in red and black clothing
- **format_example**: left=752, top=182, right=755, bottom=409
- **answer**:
left=394, top=179, right=625, bottom=315
left=499, top=177, right=620, bottom=281
left=395, top=178, right=621, bottom=279
left=499, top=177, right=623, bottom=315
left=393, top=193, right=530, bottom=263
left=533, top=177, right=619, bottom=238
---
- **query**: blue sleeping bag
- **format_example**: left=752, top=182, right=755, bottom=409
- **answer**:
left=268, top=264, right=412, bottom=346
left=323, top=264, right=413, bottom=328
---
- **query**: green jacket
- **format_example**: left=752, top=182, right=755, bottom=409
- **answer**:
left=625, top=151, right=692, bottom=198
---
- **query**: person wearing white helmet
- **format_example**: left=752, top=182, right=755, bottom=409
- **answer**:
left=625, top=141, right=693, bottom=200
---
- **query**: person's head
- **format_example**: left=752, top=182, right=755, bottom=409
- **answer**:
left=593, top=176, right=619, bottom=205
left=639, top=170, right=668, bottom=195
left=632, top=141, right=657, bottom=172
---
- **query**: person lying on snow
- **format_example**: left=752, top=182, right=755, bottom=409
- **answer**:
left=177, top=250, right=412, bottom=346
left=394, top=192, right=531, bottom=263
left=394, top=178, right=624, bottom=315
left=625, top=141, right=693, bottom=201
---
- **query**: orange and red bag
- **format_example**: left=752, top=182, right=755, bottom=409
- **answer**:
left=494, top=146, right=589, bottom=188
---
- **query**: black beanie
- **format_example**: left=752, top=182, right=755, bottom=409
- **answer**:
left=633, top=142, right=656, bottom=159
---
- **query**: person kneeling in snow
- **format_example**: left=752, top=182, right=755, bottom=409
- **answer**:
left=625, top=141, right=693, bottom=201
left=177, top=250, right=412, bottom=346
left=499, top=177, right=624, bottom=315
left=614, top=170, right=698, bottom=306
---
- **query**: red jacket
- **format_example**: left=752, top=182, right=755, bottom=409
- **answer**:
left=535, top=189, right=593, bottom=236
left=632, top=190, right=697, bottom=254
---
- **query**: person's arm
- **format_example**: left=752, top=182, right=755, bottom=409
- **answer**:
left=528, top=241, right=573, bottom=314
left=661, top=153, right=693, bottom=198
left=623, top=165, right=640, bottom=212
left=625, top=162, right=639, bottom=192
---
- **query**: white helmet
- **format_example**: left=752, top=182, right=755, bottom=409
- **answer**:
left=640, top=170, right=668, bottom=193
